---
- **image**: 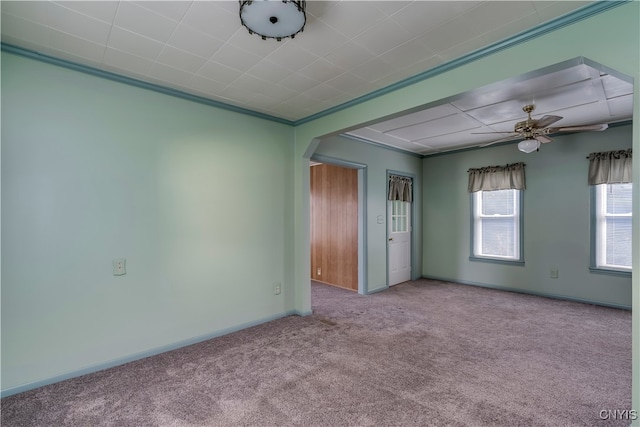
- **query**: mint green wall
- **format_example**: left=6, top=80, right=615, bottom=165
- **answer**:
left=292, top=2, right=638, bottom=416
left=1, top=52, right=294, bottom=392
left=422, top=125, right=632, bottom=307
left=312, top=136, right=422, bottom=292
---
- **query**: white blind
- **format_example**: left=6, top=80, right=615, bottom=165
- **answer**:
left=599, top=183, right=632, bottom=268
left=474, top=189, right=519, bottom=259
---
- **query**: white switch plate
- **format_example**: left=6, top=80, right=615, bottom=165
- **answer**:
left=273, top=282, right=281, bottom=295
left=113, top=258, right=126, bottom=276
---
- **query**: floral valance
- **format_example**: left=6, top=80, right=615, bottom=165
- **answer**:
left=467, top=162, right=526, bottom=193
left=588, top=149, right=632, bottom=185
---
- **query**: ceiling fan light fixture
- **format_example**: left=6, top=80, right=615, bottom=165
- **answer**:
left=518, top=138, right=540, bottom=153
left=239, top=0, right=306, bottom=42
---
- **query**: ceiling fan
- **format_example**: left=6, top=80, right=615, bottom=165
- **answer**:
left=474, top=104, right=609, bottom=153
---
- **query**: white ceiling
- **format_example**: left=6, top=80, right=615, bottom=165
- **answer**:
left=345, top=60, right=634, bottom=155
left=1, top=0, right=599, bottom=124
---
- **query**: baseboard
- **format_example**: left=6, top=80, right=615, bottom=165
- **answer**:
left=1, top=310, right=298, bottom=398
left=421, top=275, right=632, bottom=310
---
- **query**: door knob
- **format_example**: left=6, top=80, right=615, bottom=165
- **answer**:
left=389, top=238, right=393, bottom=241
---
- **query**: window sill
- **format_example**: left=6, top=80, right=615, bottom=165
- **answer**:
left=589, top=266, right=631, bottom=278
left=469, top=256, right=524, bottom=266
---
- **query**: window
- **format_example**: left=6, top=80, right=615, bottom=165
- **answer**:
left=471, top=189, right=523, bottom=263
left=592, top=183, right=632, bottom=272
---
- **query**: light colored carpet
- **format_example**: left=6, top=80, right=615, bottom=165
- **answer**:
left=1, top=279, right=632, bottom=426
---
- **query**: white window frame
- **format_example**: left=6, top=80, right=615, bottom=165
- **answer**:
left=591, top=183, right=632, bottom=274
left=470, top=189, right=524, bottom=264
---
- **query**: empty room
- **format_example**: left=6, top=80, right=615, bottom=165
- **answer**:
left=1, top=1, right=638, bottom=426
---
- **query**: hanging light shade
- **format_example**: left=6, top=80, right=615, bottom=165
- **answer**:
left=517, top=138, right=540, bottom=153
left=239, top=0, right=306, bottom=42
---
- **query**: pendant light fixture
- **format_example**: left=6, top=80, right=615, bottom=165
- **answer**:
left=517, top=138, right=540, bottom=153
left=239, top=0, right=306, bottom=41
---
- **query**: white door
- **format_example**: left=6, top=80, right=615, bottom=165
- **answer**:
left=388, top=200, right=411, bottom=286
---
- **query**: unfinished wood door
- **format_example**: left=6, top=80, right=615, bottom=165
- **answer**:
left=310, top=163, right=358, bottom=291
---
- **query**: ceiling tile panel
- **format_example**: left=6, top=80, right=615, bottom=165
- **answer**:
left=301, top=83, right=343, bottom=103
left=418, top=13, right=482, bottom=53
left=350, top=57, right=396, bottom=83
left=293, top=19, right=349, bottom=57
left=102, top=47, right=154, bottom=75
left=196, top=60, right=242, bottom=86
left=1, top=13, right=50, bottom=46
left=147, top=62, right=193, bottom=88
left=299, top=58, right=345, bottom=82
left=1, top=1, right=49, bottom=25
left=53, top=1, right=119, bottom=23
left=265, top=43, right=319, bottom=73
left=48, top=29, right=105, bottom=63
left=601, top=75, right=634, bottom=99
left=318, top=1, right=386, bottom=38
left=156, top=46, right=207, bottom=73
left=323, top=41, right=377, bottom=71
left=211, top=43, right=262, bottom=72
left=187, top=74, right=229, bottom=97
left=167, top=24, right=225, bottom=59
left=246, top=59, right=292, bottom=85
left=370, top=104, right=461, bottom=132
left=133, top=1, right=192, bottom=21
left=47, top=2, right=112, bottom=44
left=388, top=113, right=483, bottom=141
left=390, top=1, right=477, bottom=36
left=107, top=27, right=164, bottom=60
left=275, top=72, right=319, bottom=93
left=352, top=18, right=412, bottom=56
left=324, top=72, right=370, bottom=94
left=181, top=1, right=240, bottom=40
left=607, top=95, right=634, bottom=118
left=379, top=38, right=435, bottom=68
left=226, top=29, right=283, bottom=57
left=114, top=1, right=179, bottom=43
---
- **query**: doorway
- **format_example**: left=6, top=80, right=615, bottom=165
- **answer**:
left=387, top=173, right=413, bottom=286
left=310, top=162, right=358, bottom=291
left=388, top=200, right=411, bottom=286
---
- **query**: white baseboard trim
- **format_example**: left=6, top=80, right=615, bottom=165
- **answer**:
left=1, top=310, right=299, bottom=398
left=421, top=275, right=631, bottom=310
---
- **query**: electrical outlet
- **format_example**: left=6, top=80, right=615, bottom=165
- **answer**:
left=317, top=268, right=321, bottom=276
left=273, top=282, right=282, bottom=295
left=550, top=267, right=558, bottom=279
left=113, top=258, right=126, bottom=276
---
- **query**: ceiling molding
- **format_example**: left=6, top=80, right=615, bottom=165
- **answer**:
left=0, top=42, right=295, bottom=126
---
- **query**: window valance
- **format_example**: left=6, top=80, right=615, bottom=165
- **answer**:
left=388, top=175, right=413, bottom=202
left=467, top=162, right=526, bottom=193
left=587, top=149, right=632, bottom=185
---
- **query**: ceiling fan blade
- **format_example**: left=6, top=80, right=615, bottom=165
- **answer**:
left=471, top=131, right=518, bottom=135
left=535, top=134, right=552, bottom=144
left=534, top=115, right=562, bottom=128
left=480, top=134, right=522, bottom=147
left=549, top=124, right=609, bottom=133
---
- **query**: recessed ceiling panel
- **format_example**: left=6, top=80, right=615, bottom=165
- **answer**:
left=387, top=113, right=483, bottom=141
left=369, top=104, right=460, bottom=133
left=450, top=64, right=592, bottom=111
left=601, top=74, right=634, bottom=99
left=466, top=80, right=602, bottom=125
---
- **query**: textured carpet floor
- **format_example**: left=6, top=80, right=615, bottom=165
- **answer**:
left=1, top=279, right=632, bottom=426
